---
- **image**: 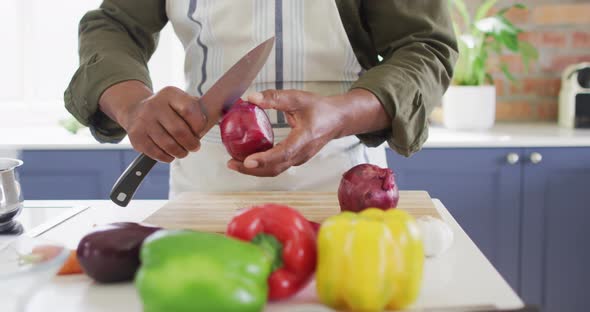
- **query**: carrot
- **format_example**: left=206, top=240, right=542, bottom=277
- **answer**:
left=57, top=250, right=84, bottom=275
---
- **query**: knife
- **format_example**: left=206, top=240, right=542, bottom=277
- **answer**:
left=110, top=37, right=275, bottom=207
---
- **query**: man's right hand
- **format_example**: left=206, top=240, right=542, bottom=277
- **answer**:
left=99, top=81, right=206, bottom=163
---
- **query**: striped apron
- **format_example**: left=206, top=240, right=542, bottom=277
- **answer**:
left=166, top=0, right=386, bottom=197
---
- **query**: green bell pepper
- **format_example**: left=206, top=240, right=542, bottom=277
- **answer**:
left=135, top=230, right=272, bottom=312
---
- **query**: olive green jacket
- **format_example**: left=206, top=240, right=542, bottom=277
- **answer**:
left=64, top=0, right=457, bottom=156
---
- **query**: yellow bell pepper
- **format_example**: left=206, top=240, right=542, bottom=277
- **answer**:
left=316, top=208, right=424, bottom=312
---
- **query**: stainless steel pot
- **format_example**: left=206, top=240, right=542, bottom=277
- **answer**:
left=0, top=158, right=24, bottom=230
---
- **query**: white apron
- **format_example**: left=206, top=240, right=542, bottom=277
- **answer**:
left=166, top=0, right=386, bottom=197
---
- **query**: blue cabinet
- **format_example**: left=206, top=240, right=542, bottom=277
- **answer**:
left=19, top=150, right=123, bottom=199
left=121, top=151, right=170, bottom=199
left=520, top=148, right=590, bottom=311
left=387, top=148, right=522, bottom=291
left=19, top=150, right=171, bottom=200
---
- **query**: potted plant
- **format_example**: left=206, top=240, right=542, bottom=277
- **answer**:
left=443, top=0, right=538, bottom=130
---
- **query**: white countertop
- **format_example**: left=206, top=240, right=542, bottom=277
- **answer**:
left=426, top=123, right=590, bottom=148
left=3, top=199, right=523, bottom=311
left=1, top=123, right=590, bottom=150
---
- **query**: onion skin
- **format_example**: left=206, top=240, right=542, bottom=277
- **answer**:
left=220, top=99, right=274, bottom=161
left=338, top=164, right=399, bottom=212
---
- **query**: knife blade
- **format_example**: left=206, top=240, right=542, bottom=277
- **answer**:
left=198, top=37, right=275, bottom=136
left=110, top=37, right=275, bottom=207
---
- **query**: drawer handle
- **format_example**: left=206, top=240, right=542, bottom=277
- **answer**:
left=530, top=152, right=543, bottom=164
left=506, top=153, right=520, bottom=165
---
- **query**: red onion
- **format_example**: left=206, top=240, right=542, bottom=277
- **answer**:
left=220, top=99, right=274, bottom=161
left=338, top=164, right=399, bottom=212
left=76, top=222, right=161, bottom=283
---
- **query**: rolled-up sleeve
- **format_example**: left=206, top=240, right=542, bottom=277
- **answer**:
left=352, top=1, right=458, bottom=156
left=64, top=0, right=167, bottom=143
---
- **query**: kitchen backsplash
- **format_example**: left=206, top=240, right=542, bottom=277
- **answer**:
left=470, top=0, right=590, bottom=122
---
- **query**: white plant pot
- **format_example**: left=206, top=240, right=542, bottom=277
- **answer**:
left=442, top=85, right=496, bottom=130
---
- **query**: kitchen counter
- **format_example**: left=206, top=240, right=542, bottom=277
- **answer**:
left=426, top=123, right=590, bottom=148
left=1, top=123, right=590, bottom=150
left=3, top=199, right=523, bottom=311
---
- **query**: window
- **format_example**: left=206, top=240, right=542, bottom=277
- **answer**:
left=0, top=0, right=184, bottom=127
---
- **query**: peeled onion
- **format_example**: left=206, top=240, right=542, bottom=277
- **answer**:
left=338, top=164, right=399, bottom=212
left=416, top=216, right=454, bottom=257
left=220, top=99, right=274, bottom=161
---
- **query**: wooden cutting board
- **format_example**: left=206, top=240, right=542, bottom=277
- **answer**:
left=143, top=191, right=440, bottom=232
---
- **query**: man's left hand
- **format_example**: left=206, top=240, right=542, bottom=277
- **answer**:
left=227, top=90, right=344, bottom=177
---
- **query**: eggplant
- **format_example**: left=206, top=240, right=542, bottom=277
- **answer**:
left=76, top=222, right=160, bottom=283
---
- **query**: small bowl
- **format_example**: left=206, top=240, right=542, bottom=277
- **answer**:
left=0, top=236, right=68, bottom=310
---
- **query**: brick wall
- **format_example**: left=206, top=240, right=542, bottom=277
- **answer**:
left=469, top=0, right=590, bottom=122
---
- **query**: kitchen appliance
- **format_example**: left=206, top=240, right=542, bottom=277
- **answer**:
left=559, top=62, right=590, bottom=128
left=143, top=191, right=440, bottom=233
left=111, top=36, right=275, bottom=207
left=0, top=158, right=24, bottom=233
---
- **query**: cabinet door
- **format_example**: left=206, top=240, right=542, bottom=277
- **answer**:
left=387, top=148, right=522, bottom=290
left=521, top=147, right=590, bottom=311
left=19, top=150, right=122, bottom=199
left=121, top=151, right=170, bottom=199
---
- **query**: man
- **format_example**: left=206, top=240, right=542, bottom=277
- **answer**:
left=65, top=0, right=457, bottom=197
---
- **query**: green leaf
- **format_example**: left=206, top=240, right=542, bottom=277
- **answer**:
left=474, top=53, right=488, bottom=85
left=449, top=0, right=471, bottom=29
left=519, top=41, right=539, bottom=60
left=475, top=0, right=498, bottom=22
left=502, top=34, right=520, bottom=52
left=449, top=0, right=535, bottom=86
left=488, top=40, right=502, bottom=53
left=476, top=16, right=519, bottom=36
left=518, top=41, right=538, bottom=73
left=500, top=63, right=516, bottom=82
left=476, top=16, right=521, bottom=52
left=513, top=3, right=526, bottom=10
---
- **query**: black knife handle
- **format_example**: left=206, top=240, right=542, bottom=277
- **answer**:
left=110, top=153, right=157, bottom=207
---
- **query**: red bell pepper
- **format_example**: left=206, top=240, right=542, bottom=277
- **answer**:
left=226, top=204, right=317, bottom=300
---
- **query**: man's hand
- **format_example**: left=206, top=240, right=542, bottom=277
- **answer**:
left=99, top=81, right=206, bottom=163
left=227, top=88, right=390, bottom=177
left=227, top=90, right=340, bottom=177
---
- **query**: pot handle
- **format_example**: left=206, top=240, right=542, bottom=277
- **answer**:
left=110, top=153, right=157, bottom=207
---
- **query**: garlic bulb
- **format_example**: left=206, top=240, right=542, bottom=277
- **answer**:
left=416, top=216, right=454, bottom=257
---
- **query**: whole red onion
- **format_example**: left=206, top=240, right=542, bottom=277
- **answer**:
left=338, top=164, right=399, bottom=212
left=220, top=99, right=274, bottom=161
